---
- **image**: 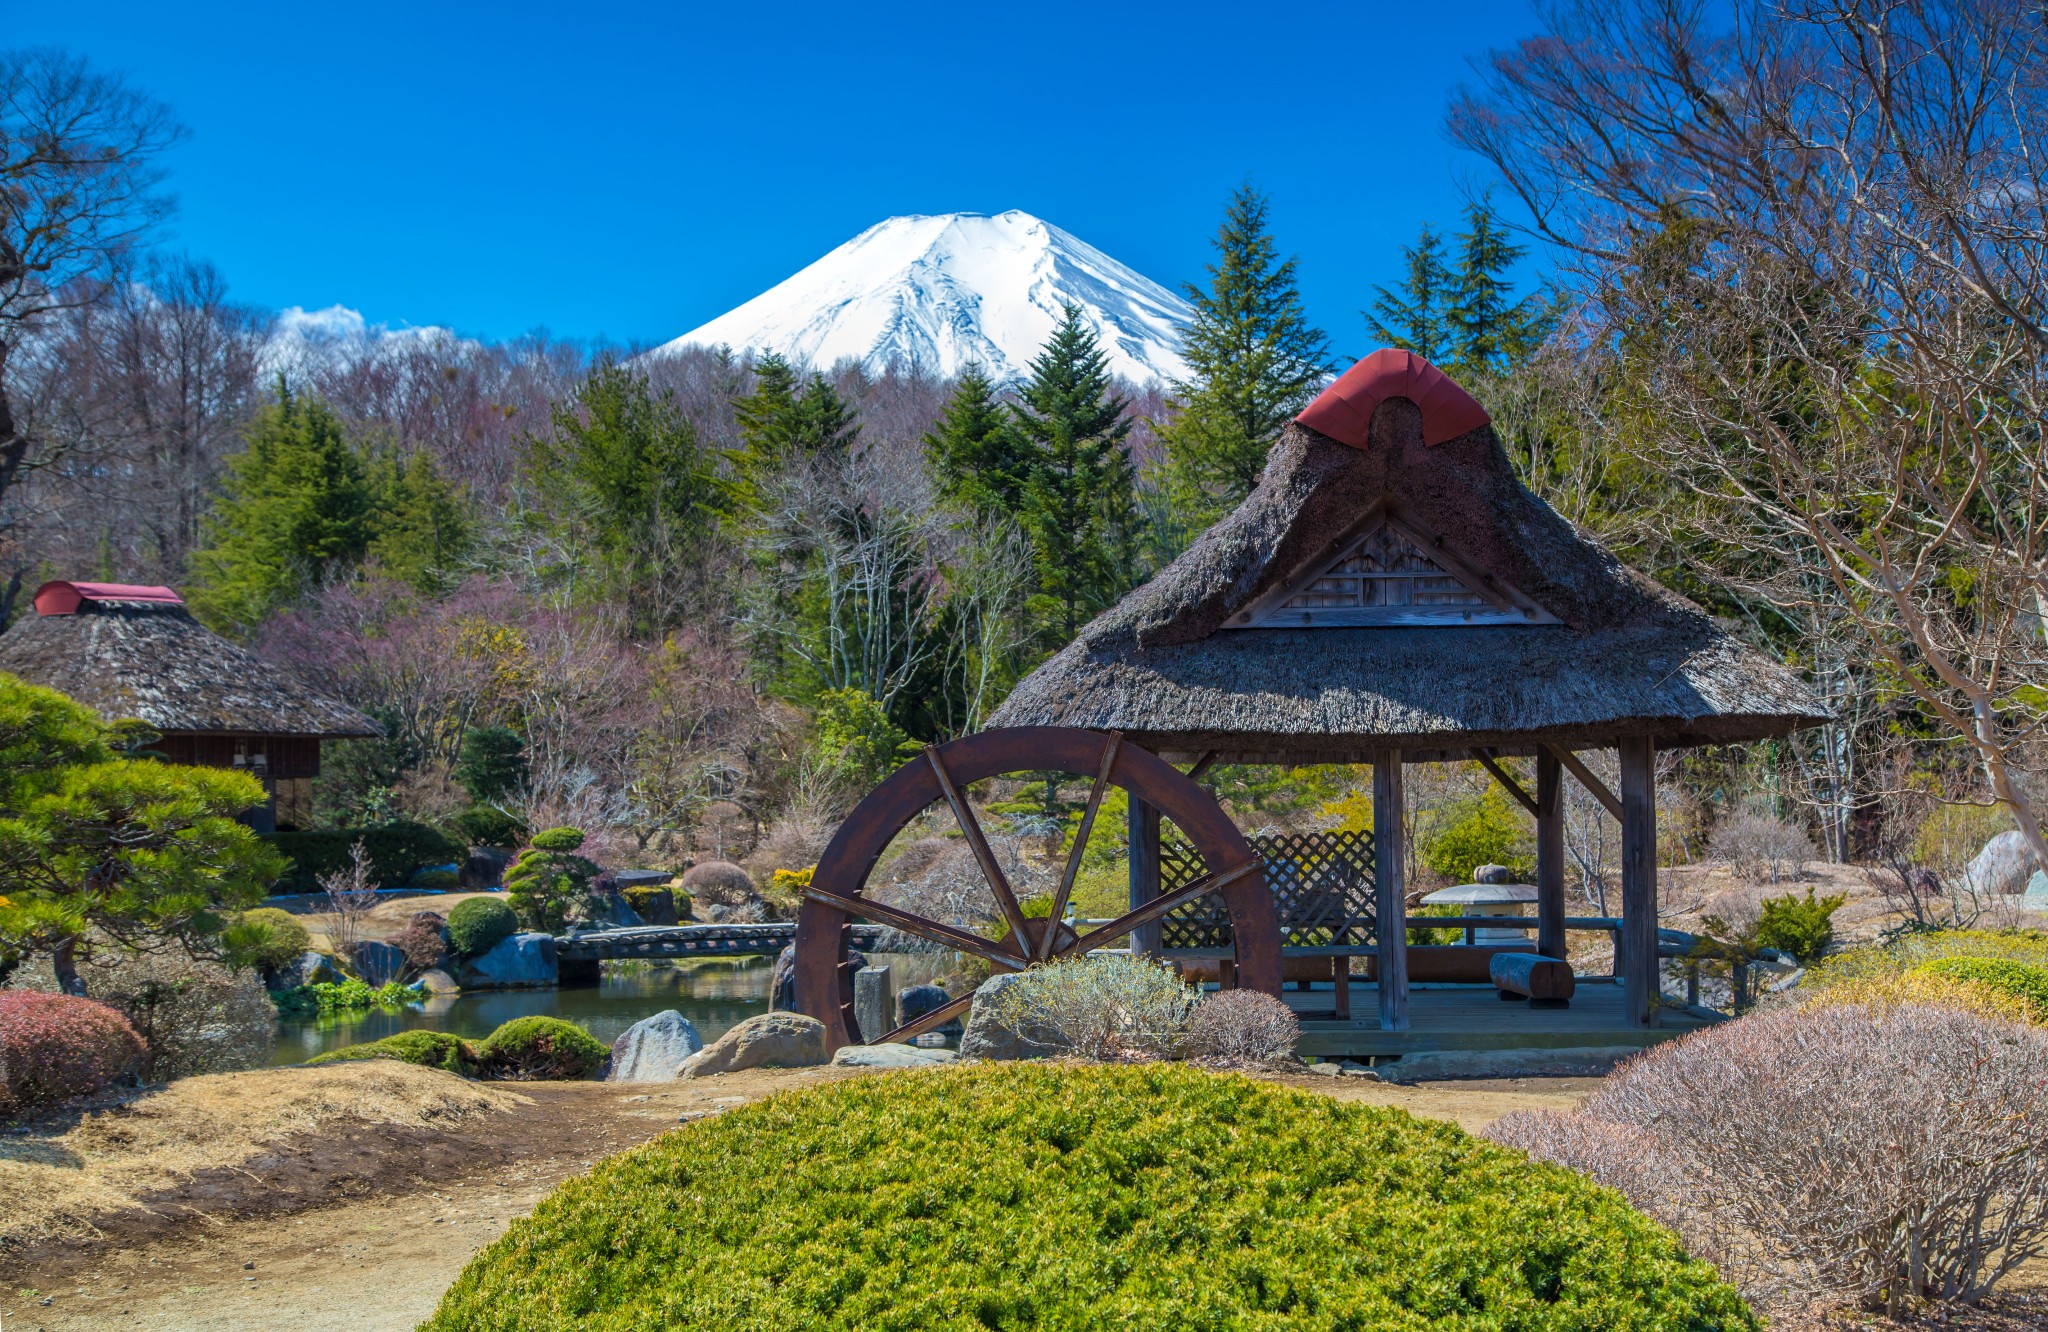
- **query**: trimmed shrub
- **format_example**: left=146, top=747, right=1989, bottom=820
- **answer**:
left=308, top=1029, right=479, bottom=1078
left=529, top=826, right=586, bottom=853
left=412, top=868, right=461, bottom=890
left=1751, top=886, right=1845, bottom=961
left=262, top=821, right=465, bottom=894
left=474, top=1016, right=607, bottom=1081
left=448, top=804, right=526, bottom=849
left=0, top=991, right=145, bottom=1114
left=983, top=954, right=1199, bottom=1060
left=447, top=897, right=519, bottom=958
left=504, top=831, right=602, bottom=933
left=621, top=886, right=678, bottom=926
left=681, top=860, right=756, bottom=907
left=1181, top=989, right=1300, bottom=1066
left=423, top=1063, right=1754, bottom=1330
left=1913, top=956, right=2048, bottom=1022
left=228, top=906, right=313, bottom=973
left=1487, top=999, right=2048, bottom=1313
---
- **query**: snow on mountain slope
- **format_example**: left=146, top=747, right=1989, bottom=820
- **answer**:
left=652, top=211, right=1193, bottom=385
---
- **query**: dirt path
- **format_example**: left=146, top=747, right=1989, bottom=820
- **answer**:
left=0, top=1068, right=1592, bottom=1332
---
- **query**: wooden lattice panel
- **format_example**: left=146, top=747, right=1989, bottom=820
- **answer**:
left=1159, top=829, right=1377, bottom=949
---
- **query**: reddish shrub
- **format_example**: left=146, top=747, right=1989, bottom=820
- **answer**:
left=387, top=912, right=450, bottom=977
left=1181, top=988, right=1301, bottom=1066
left=0, top=991, right=146, bottom=1115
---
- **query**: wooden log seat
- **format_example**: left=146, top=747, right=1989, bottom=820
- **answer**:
left=1490, top=951, right=1576, bottom=1008
left=1358, top=944, right=1536, bottom=985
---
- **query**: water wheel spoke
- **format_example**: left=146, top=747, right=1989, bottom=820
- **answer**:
left=925, top=744, right=1035, bottom=948
left=871, top=990, right=977, bottom=1046
left=1062, top=858, right=1264, bottom=957
left=1040, top=731, right=1121, bottom=960
left=799, top=884, right=1027, bottom=971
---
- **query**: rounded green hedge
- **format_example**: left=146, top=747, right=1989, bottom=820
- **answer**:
left=446, top=896, right=518, bottom=957
left=475, top=1016, right=608, bottom=1080
left=1914, top=955, right=2048, bottom=1021
left=424, top=1063, right=1754, bottom=1331
left=232, top=906, right=312, bottom=972
left=307, top=1029, right=478, bottom=1077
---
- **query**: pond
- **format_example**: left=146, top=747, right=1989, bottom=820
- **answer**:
left=268, top=953, right=952, bottom=1066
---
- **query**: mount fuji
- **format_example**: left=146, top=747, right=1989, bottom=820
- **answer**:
left=652, top=211, right=1194, bottom=386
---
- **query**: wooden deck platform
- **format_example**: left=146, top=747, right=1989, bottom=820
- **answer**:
left=1272, top=979, right=1716, bottom=1058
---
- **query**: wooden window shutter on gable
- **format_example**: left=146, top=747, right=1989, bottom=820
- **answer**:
left=1224, top=507, right=1558, bottom=629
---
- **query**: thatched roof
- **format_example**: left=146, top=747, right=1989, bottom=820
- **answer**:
left=989, top=371, right=1828, bottom=759
left=0, top=584, right=379, bottom=738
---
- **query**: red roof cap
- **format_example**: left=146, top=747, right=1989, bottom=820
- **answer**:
left=32, top=581, right=186, bottom=616
left=1295, top=348, right=1491, bottom=449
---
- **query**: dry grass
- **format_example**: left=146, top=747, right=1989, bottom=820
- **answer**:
left=0, top=1063, right=525, bottom=1250
left=286, top=890, right=502, bottom=956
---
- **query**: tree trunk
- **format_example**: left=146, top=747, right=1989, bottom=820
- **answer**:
left=52, top=939, right=87, bottom=997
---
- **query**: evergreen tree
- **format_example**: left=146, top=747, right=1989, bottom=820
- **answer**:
left=1159, top=186, right=1332, bottom=515
left=187, top=383, right=374, bottom=635
left=1011, top=306, right=1138, bottom=643
left=1364, top=224, right=1454, bottom=362
left=1446, top=197, right=1553, bottom=375
left=730, top=354, right=861, bottom=507
left=367, top=449, right=473, bottom=594
left=924, top=364, right=1031, bottom=518
left=526, top=355, right=730, bottom=622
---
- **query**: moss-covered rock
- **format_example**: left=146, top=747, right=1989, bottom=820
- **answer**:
left=307, top=1029, right=479, bottom=1078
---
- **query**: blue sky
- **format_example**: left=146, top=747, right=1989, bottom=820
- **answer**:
left=21, top=0, right=1551, bottom=356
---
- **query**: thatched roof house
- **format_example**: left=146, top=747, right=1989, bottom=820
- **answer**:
left=990, top=350, right=1825, bottom=759
left=990, top=350, right=1829, bottom=1033
left=0, top=581, right=378, bottom=830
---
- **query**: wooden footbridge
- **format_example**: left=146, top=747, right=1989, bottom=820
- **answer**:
left=554, top=922, right=883, bottom=963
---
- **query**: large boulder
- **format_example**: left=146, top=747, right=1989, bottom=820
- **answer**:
left=279, top=950, right=343, bottom=989
left=581, top=888, right=644, bottom=930
left=958, top=973, right=1057, bottom=1061
left=831, top=1043, right=957, bottom=1068
left=606, top=1010, right=703, bottom=1082
left=415, top=967, right=460, bottom=994
left=460, top=847, right=513, bottom=890
left=895, top=983, right=962, bottom=1042
left=680, top=1012, right=826, bottom=1077
left=351, top=939, right=408, bottom=986
left=456, top=932, right=559, bottom=990
left=769, top=943, right=867, bottom=1012
left=1964, top=831, right=2036, bottom=897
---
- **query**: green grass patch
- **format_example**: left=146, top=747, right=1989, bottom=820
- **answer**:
left=424, top=1062, right=1752, bottom=1331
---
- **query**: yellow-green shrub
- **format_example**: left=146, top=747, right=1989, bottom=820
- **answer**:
left=424, top=1063, right=1753, bottom=1331
left=1912, top=957, right=2048, bottom=1023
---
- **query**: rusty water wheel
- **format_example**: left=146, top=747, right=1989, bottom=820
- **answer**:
left=793, top=726, right=1280, bottom=1052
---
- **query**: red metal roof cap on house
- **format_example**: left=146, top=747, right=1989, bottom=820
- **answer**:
left=33, top=581, right=186, bottom=616
left=1295, top=348, right=1492, bottom=448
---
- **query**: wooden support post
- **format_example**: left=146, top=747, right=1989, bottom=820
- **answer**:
left=1536, top=749, right=1566, bottom=960
left=1128, top=796, right=1162, bottom=957
left=1332, top=958, right=1350, bottom=1020
left=1372, top=749, right=1410, bottom=1031
left=1619, top=736, right=1659, bottom=1027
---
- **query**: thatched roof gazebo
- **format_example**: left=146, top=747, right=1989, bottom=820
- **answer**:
left=990, top=350, right=1828, bottom=1038
left=0, top=581, right=378, bottom=831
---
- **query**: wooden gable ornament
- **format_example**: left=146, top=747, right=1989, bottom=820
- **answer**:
left=1225, top=505, right=1558, bottom=629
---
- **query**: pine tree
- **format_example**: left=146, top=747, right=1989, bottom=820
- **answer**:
left=1011, top=306, right=1138, bottom=643
left=924, top=364, right=1031, bottom=518
left=730, top=355, right=860, bottom=507
left=1446, top=197, right=1553, bottom=375
left=367, top=449, right=473, bottom=594
left=187, top=383, right=374, bottom=635
left=1364, top=224, right=1455, bottom=362
left=1159, top=186, right=1332, bottom=516
left=526, top=355, right=729, bottom=622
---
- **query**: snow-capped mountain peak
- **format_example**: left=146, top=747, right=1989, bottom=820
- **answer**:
left=653, top=210, right=1192, bottom=385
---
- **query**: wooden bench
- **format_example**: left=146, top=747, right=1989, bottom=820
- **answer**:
left=1490, top=951, right=1576, bottom=1008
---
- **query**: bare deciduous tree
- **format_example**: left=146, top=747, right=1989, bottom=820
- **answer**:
left=0, top=48, right=182, bottom=615
left=1453, top=0, right=2048, bottom=865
